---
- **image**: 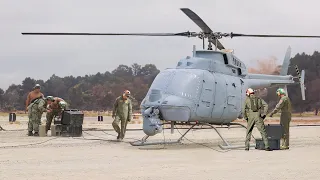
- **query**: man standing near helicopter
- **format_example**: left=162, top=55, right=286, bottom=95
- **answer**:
left=112, top=90, right=132, bottom=141
left=243, top=88, right=272, bottom=151
left=269, top=88, right=292, bottom=150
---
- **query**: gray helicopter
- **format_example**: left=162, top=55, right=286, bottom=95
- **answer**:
left=22, top=8, right=315, bottom=149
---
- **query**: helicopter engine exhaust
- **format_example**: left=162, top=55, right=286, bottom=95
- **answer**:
left=142, top=107, right=163, bottom=136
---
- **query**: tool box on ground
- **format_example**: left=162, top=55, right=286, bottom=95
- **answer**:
left=255, top=138, right=280, bottom=150
left=61, top=125, right=82, bottom=137
left=61, top=109, right=84, bottom=126
left=255, top=124, right=283, bottom=150
left=265, top=124, right=284, bottom=139
left=51, top=109, right=84, bottom=137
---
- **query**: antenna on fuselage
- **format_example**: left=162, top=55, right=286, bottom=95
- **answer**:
left=193, top=45, right=196, bottom=57
left=215, top=38, right=218, bottom=51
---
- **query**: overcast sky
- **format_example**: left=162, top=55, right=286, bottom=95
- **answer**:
left=1, top=0, right=320, bottom=90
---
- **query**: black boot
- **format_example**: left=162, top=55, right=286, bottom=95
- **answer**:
left=28, top=131, right=33, bottom=136
left=33, top=132, right=39, bottom=136
left=116, top=133, right=120, bottom=140
left=265, top=147, right=273, bottom=151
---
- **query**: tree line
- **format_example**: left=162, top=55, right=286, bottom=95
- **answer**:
left=0, top=51, right=319, bottom=114
left=0, top=63, right=159, bottom=112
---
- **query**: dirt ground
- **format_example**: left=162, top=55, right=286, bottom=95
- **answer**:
left=1, top=117, right=320, bottom=180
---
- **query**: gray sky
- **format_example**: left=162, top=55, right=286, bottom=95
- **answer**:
left=1, top=0, right=320, bottom=90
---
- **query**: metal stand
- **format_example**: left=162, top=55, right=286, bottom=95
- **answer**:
left=130, top=122, right=255, bottom=149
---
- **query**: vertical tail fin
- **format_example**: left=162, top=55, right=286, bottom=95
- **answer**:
left=280, top=46, right=291, bottom=76
left=279, top=46, right=291, bottom=95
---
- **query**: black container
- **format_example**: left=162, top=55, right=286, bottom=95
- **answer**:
left=9, top=113, right=16, bottom=122
left=265, top=124, right=284, bottom=139
left=61, top=125, right=82, bottom=137
left=98, top=115, right=103, bottom=121
left=61, top=109, right=84, bottom=125
left=255, top=138, right=280, bottom=150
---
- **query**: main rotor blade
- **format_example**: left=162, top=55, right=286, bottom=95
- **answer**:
left=21, top=32, right=195, bottom=37
left=180, top=8, right=212, bottom=33
left=180, top=8, right=225, bottom=50
left=231, top=33, right=320, bottom=38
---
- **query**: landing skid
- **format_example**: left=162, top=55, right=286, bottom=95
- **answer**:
left=130, top=124, right=197, bottom=146
left=130, top=122, right=255, bottom=150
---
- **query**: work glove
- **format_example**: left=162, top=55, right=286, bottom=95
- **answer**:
left=261, top=115, right=266, bottom=119
left=127, top=118, right=131, bottom=122
left=269, top=113, right=273, bottom=117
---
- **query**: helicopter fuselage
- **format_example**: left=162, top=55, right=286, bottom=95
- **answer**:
left=140, top=50, right=296, bottom=136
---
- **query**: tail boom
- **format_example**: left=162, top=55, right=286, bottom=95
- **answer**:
left=245, top=78, right=295, bottom=89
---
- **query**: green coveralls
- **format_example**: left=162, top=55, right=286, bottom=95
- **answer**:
left=46, top=108, right=63, bottom=131
left=270, top=96, right=292, bottom=148
left=243, top=94, right=270, bottom=149
left=28, top=98, right=47, bottom=133
left=112, top=96, right=132, bottom=140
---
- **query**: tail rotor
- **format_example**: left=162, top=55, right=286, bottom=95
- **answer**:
left=294, top=65, right=306, bottom=100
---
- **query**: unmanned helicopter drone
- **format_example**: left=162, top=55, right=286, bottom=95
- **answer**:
left=22, top=8, right=315, bottom=149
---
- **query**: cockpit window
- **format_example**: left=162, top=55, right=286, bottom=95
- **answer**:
left=186, top=62, right=193, bottom=66
left=166, top=70, right=201, bottom=100
left=148, top=71, right=173, bottom=92
left=177, top=62, right=182, bottom=66
left=148, top=70, right=202, bottom=100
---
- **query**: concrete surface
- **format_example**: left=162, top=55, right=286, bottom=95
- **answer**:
left=1, top=117, right=320, bottom=180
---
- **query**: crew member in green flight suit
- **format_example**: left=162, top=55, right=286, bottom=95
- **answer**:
left=112, top=90, right=132, bottom=141
left=269, top=88, right=292, bottom=150
left=243, top=88, right=272, bottom=151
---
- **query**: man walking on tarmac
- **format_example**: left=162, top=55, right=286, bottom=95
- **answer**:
left=243, top=88, right=272, bottom=151
left=269, top=88, right=292, bottom=150
left=112, top=90, right=132, bottom=141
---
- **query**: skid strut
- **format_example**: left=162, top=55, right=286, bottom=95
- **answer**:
left=130, top=123, right=255, bottom=149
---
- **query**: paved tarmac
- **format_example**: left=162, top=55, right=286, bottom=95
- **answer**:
left=1, top=116, right=320, bottom=179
